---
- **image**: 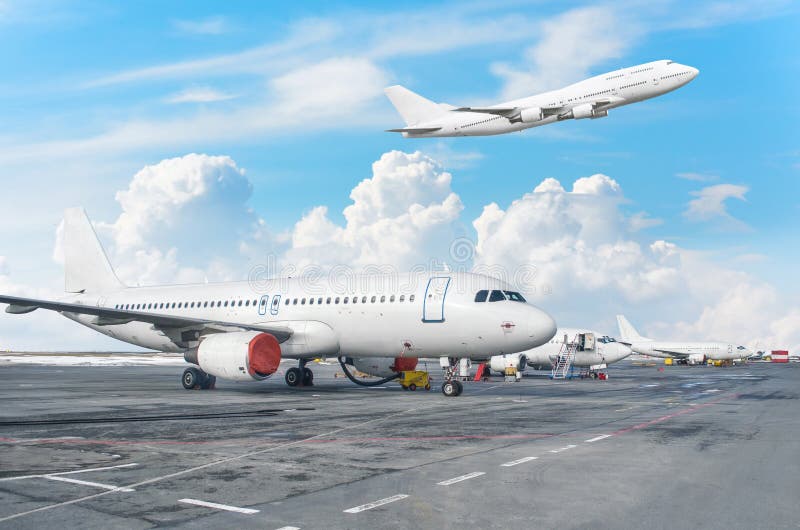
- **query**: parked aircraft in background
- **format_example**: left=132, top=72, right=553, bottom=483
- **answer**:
left=487, top=328, right=631, bottom=375
left=616, top=315, right=751, bottom=363
left=0, top=209, right=557, bottom=396
left=385, top=60, right=698, bottom=137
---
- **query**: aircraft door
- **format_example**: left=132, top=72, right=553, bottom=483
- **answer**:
left=422, top=276, right=451, bottom=323
left=258, top=295, right=269, bottom=316
left=583, top=332, right=595, bottom=351
left=270, top=295, right=281, bottom=316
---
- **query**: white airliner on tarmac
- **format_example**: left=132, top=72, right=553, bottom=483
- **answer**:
left=0, top=209, right=557, bottom=396
left=487, top=328, right=632, bottom=375
left=385, top=60, right=699, bottom=137
left=617, top=315, right=751, bottom=364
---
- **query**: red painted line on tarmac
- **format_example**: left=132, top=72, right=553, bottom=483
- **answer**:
left=610, top=393, right=738, bottom=436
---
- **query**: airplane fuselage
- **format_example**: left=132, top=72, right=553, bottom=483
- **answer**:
left=629, top=341, right=748, bottom=361
left=402, top=60, right=698, bottom=137
left=62, top=272, right=557, bottom=360
left=525, top=328, right=632, bottom=368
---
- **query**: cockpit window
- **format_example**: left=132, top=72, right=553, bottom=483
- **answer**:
left=474, top=290, right=488, bottom=303
left=503, top=291, right=526, bottom=302
left=488, top=290, right=506, bottom=302
left=598, top=336, right=617, bottom=343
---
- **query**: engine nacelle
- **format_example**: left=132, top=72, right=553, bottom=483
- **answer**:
left=519, top=107, right=544, bottom=123
left=351, top=356, right=418, bottom=378
left=569, top=103, right=607, bottom=120
left=195, top=331, right=281, bottom=381
left=687, top=353, right=706, bottom=365
left=489, top=353, right=528, bottom=374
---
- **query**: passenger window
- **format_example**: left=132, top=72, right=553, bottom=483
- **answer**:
left=362, top=296, right=368, bottom=303
left=409, top=294, right=415, bottom=302
left=353, top=296, right=358, bottom=304
left=371, top=296, right=376, bottom=303
left=488, top=290, right=506, bottom=302
left=399, top=295, right=405, bottom=302
left=245, top=300, right=249, bottom=307
left=343, top=297, right=349, bottom=304
left=474, top=290, right=488, bottom=302
left=326, top=297, right=331, bottom=304
left=301, top=298, right=306, bottom=305
left=335, top=297, right=340, bottom=304
left=309, top=298, right=314, bottom=305
left=380, top=295, right=386, bottom=303
left=223, top=301, right=228, bottom=307
left=390, top=295, right=395, bottom=302
left=293, top=299, right=298, bottom=305
left=238, top=300, right=242, bottom=307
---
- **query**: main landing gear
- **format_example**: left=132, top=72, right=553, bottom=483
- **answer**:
left=440, top=357, right=464, bottom=397
left=182, top=367, right=216, bottom=390
left=285, top=359, right=314, bottom=387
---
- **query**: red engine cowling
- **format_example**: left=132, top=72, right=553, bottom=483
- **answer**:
left=196, top=331, right=281, bottom=381
left=352, top=356, right=419, bottom=377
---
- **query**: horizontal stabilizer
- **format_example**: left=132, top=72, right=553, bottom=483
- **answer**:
left=386, top=127, right=442, bottom=134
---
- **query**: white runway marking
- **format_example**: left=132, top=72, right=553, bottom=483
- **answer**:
left=437, top=471, right=485, bottom=486
left=0, top=463, right=139, bottom=482
left=343, top=494, right=409, bottom=513
left=549, top=444, right=577, bottom=453
left=501, top=456, right=538, bottom=467
left=178, top=498, right=259, bottom=515
left=45, top=476, right=134, bottom=492
left=585, top=434, right=612, bottom=443
left=274, top=526, right=301, bottom=530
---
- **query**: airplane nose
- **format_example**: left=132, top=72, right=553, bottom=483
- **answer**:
left=690, top=66, right=699, bottom=79
left=615, top=344, right=633, bottom=361
left=528, top=308, right=557, bottom=347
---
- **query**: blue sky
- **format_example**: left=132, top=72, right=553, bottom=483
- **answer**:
left=0, top=0, right=798, bottom=350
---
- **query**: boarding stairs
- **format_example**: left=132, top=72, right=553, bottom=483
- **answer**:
left=550, top=336, right=579, bottom=379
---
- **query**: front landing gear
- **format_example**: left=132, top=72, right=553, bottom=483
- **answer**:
left=182, top=367, right=216, bottom=390
left=441, top=380, right=463, bottom=397
left=285, top=361, right=314, bottom=387
left=439, top=357, right=464, bottom=397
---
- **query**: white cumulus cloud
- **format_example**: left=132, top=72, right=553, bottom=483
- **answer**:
left=684, top=183, right=750, bottom=230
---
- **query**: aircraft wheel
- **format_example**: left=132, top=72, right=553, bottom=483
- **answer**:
left=302, top=367, right=314, bottom=386
left=182, top=367, right=202, bottom=390
left=442, top=381, right=458, bottom=397
left=454, top=380, right=464, bottom=396
left=285, top=367, right=302, bottom=387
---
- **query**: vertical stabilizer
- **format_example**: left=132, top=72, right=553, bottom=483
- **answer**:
left=616, top=315, right=650, bottom=342
left=384, top=85, right=448, bottom=126
left=64, top=208, right=123, bottom=293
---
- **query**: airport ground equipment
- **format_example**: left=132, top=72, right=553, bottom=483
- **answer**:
left=550, top=335, right=580, bottom=379
left=337, top=356, right=402, bottom=387
left=398, top=370, right=431, bottom=391
left=504, top=367, right=521, bottom=382
left=473, top=363, right=489, bottom=381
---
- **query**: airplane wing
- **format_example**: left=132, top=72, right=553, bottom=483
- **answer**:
left=653, top=349, right=690, bottom=358
left=0, top=294, right=293, bottom=344
left=385, top=127, right=442, bottom=134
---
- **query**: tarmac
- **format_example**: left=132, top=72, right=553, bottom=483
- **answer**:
left=0, top=357, right=798, bottom=529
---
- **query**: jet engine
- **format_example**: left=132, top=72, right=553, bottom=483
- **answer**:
left=350, top=356, right=418, bottom=378
left=569, top=103, right=607, bottom=120
left=488, top=353, right=528, bottom=374
left=519, top=107, right=544, bottom=123
left=194, top=331, right=281, bottom=381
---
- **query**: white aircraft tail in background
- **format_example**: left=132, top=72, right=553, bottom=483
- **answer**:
left=616, top=314, right=651, bottom=342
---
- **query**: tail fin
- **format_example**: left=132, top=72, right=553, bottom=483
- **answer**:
left=63, top=208, right=124, bottom=293
left=384, top=85, right=449, bottom=126
left=616, top=315, right=650, bottom=342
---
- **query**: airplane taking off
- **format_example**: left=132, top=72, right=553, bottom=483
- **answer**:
left=487, top=328, right=632, bottom=375
left=0, top=208, right=557, bottom=396
left=385, top=60, right=699, bottom=137
left=616, top=315, right=751, bottom=363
